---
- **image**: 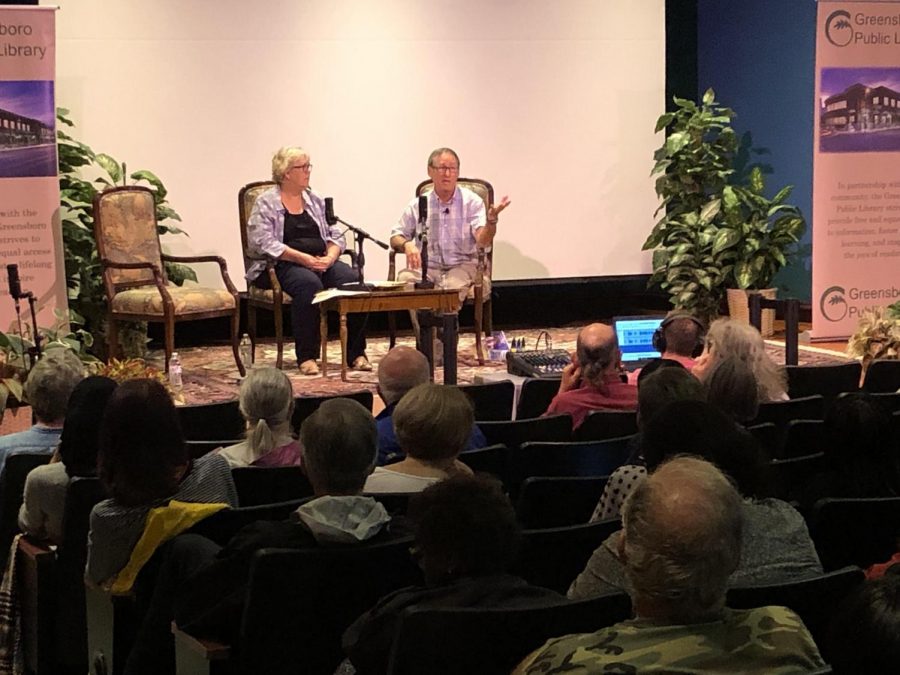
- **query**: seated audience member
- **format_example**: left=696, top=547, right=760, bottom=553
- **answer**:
left=375, top=346, right=485, bottom=466
left=123, top=398, right=401, bottom=673
left=591, top=366, right=706, bottom=521
left=0, top=348, right=85, bottom=472
left=543, top=323, right=638, bottom=429
left=344, top=474, right=562, bottom=675
left=217, top=366, right=301, bottom=468
left=828, top=569, right=900, bottom=673
left=18, top=376, right=117, bottom=544
left=800, top=392, right=900, bottom=510
left=86, top=379, right=238, bottom=587
left=704, top=355, right=761, bottom=423
left=693, top=318, right=788, bottom=401
left=572, top=400, right=822, bottom=600
left=516, top=457, right=826, bottom=674
left=364, top=383, right=473, bottom=493
left=627, top=310, right=704, bottom=385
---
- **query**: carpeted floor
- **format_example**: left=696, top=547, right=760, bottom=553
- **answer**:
left=144, top=326, right=856, bottom=406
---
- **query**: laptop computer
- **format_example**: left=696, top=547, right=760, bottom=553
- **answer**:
left=613, top=315, right=665, bottom=372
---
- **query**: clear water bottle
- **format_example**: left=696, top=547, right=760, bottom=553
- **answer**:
left=239, top=333, right=253, bottom=371
left=169, top=352, right=183, bottom=391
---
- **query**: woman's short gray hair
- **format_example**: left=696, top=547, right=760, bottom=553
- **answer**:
left=24, top=348, right=85, bottom=423
left=393, top=383, right=473, bottom=461
left=271, top=146, right=309, bottom=184
left=704, top=318, right=787, bottom=402
left=238, top=366, right=294, bottom=458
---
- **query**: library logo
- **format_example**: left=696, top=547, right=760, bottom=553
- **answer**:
left=825, top=10, right=853, bottom=47
left=820, top=285, right=848, bottom=322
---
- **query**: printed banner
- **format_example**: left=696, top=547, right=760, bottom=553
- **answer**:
left=813, top=1, right=900, bottom=339
left=0, top=7, right=65, bottom=344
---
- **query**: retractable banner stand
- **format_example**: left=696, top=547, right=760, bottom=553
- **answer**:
left=813, top=1, right=900, bottom=339
left=0, top=6, right=65, bottom=339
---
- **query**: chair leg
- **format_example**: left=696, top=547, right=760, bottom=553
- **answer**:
left=247, top=304, right=258, bottom=364
left=474, top=302, right=485, bottom=366
left=231, top=310, right=245, bottom=377
left=164, top=317, right=175, bottom=374
left=274, top=302, right=284, bottom=371
left=388, top=312, right=397, bottom=349
left=484, top=298, right=493, bottom=336
left=106, top=316, right=119, bottom=362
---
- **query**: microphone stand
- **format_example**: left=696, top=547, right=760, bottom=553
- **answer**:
left=11, top=291, right=41, bottom=374
left=415, top=214, right=435, bottom=290
left=334, top=216, right=389, bottom=291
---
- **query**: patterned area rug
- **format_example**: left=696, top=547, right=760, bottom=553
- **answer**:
left=144, top=327, right=855, bottom=406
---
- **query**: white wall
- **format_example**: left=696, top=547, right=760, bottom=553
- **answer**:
left=53, top=0, right=664, bottom=288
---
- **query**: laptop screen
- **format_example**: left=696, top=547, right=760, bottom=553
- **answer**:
left=614, top=316, right=665, bottom=363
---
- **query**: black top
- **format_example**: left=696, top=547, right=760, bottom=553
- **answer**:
left=283, top=210, right=326, bottom=256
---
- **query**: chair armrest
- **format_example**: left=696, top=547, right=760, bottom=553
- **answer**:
left=18, top=536, right=54, bottom=558
left=173, top=622, right=231, bottom=665
left=162, top=254, right=239, bottom=296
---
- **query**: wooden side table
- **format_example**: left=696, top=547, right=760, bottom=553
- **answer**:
left=318, top=288, right=462, bottom=383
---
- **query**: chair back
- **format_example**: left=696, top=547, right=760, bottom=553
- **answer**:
left=238, top=180, right=277, bottom=274
left=809, top=497, right=900, bottom=571
left=513, top=438, right=631, bottom=484
left=185, top=439, right=241, bottom=458
left=862, top=359, right=900, bottom=393
left=237, top=537, right=421, bottom=675
left=185, top=497, right=310, bottom=546
left=769, top=453, right=825, bottom=503
left=726, top=566, right=865, bottom=647
left=516, top=377, right=562, bottom=419
left=745, top=422, right=779, bottom=458
left=93, top=186, right=165, bottom=293
left=514, top=519, right=620, bottom=593
left=292, top=390, right=374, bottom=434
left=863, top=390, right=900, bottom=415
left=458, top=443, right=506, bottom=480
left=786, top=362, right=862, bottom=400
left=750, top=395, right=825, bottom=428
left=177, top=400, right=244, bottom=441
left=0, top=452, right=51, bottom=567
left=782, top=419, right=825, bottom=459
left=387, top=592, right=632, bottom=675
left=478, top=414, right=572, bottom=451
left=456, top=380, right=514, bottom=421
left=516, top=476, right=609, bottom=529
left=231, top=466, right=313, bottom=507
left=574, top=410, right=638, bottom=441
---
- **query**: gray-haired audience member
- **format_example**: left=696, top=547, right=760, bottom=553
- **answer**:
left=0, top=348, right=85, bottom=472
left=218, top=366, right=301, bottom=468
left=515, top=457, right=826, bottom=673
left=704, top=355, right=761, bottom=423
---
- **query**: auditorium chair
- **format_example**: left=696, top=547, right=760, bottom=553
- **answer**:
left=785, top=362, right=862, bottom=400
left=851, top=390, right=900, bottom=415
left=510, top=437, right=631, bottom=487
left=291, top=390, right=374, bottom=434
left=516, top=377, right=562, bottom=419
left=478, top=414, right=573, bottom=452
left=809, top=497, right=900, bottom=571
left=749, top=395, right=825, bottom=429
left=387, top=177, right=495, bottom=365
left=456, top=380, right=515, bottom=420
left=184, top=497, right=312, bottom=546
left=781, top=419, right=826, bottom=459
left=0, top=451, right=50, bottom=569
left=516, top=476, right=609, bottom=529
left=574, top=409, right=639, bottom=441
left=386, top=592, right=632, bottom=675
left=768, top=453, right=824, bottom=504
left=172, top=538, right=422, bottom=675
left=93, top=185, right=244, bottom=375
left=185, top=440, right=241, bottom=458
left=177, top=400, right=244, bottom=441
left=862, top=358, right=900, bottom=393
left=230, top=466, right=313, bottom=507
left=365, top=492, right=415, bottom=517
left=745, top=422, right=779, bottom=458
left=513, top=518, right=620, bottom=594
left=458, top=443, right=506, bottom=480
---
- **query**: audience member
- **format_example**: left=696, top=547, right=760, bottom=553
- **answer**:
left=364, top=383, right=473, bottom=493
left=572, top=400, right=822, bottom=599
left=704, top=355, right=761, bottom=423
left=18, top=376, right=117, bottom=544
left=516, top=457, right=826, bottom=674
left=693, top=318, right=788, bottom=401
left=591, top=367, right=706, bottom=520
left=0, top=348, right=84, bottom=472
left=344, top=474, right=562, bottom=675
left=86, top=379, right=238, bottom=586
left=543, top=323, right=638, bottom=429
left=828, top=569, right=900, bottom=673
left=800, top=392, right=900, bottom=509
left=375, top=346, right=485, bottom=465
left=217, top=366, right=301, bottom=468
left=627, top=310, right=704, bottom=384
left=126, top=398, right=400, bottom=673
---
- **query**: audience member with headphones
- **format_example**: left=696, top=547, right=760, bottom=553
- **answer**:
left=627, top=311, right=706, bottom=385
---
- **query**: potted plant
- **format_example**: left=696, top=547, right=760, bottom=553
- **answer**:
left=643, top=89, right=807, bottom=330
left=847, top=301, right=900, bottom=371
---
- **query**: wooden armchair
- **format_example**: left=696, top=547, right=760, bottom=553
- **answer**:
left=93, top=186, right=244, bottom=375
left=388, top=178, right=494, bottom=364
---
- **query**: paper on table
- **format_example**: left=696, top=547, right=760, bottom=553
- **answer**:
left=312, top=288, right=369, bottom=304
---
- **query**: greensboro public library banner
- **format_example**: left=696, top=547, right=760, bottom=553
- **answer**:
left=0, top=6, right=65, bottom=337
left=813, top=0, right=900, bottom=339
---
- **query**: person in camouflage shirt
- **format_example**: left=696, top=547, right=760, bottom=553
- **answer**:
left=515, top=457, right=826, bottom=674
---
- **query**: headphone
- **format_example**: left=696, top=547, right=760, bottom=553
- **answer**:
left=652, top=311, right=706, bottom=356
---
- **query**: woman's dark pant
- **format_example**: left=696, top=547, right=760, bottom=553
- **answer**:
left=271, top=259, right=368, bottom=364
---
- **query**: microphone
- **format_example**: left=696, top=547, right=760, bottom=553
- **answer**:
left=443, top=208, right=450, bottom=215
left=6, top=264, right=22, bottom=299
left=418, top=195, right=428, bottom=223
left=324, top=197, right=337, bottom=226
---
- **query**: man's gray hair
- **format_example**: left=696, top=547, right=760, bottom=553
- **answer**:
left=300, top=398, right=376, bottom=494
left=24, top=348, right=85, bottom=424
left=427, top=147, right=460, bottom=169
left=377, top=346, right=430, bottom=405
left=622, top=456, right=743, bottom=622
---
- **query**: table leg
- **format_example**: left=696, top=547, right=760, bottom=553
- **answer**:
left=417, top=310, right=435, bottom=381
left=340, top=311, right=349, bottom=382
left=443, top=311, right=458, bottom=385
left=320, top=306, right=328, bottom=377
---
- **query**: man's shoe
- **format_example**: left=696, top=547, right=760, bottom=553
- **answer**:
left=351, top=355, right=373, bottom=372
left=299, top=359, right=320, bottom=376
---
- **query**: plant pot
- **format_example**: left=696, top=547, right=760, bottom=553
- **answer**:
left=726, top=288, right=777, bottom=337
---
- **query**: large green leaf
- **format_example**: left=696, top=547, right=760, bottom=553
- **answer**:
left=699, top=198, right=721, bottom=225
left=666, top=131, right=689, bottom=156
left=95, top=153, right=122, bottom=184
left=712, top=228, right=741, bottom=254
left=655, top=113, right=675, bottom=133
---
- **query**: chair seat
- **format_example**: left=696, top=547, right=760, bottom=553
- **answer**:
left=248, top=285, right=293, bottom=304
left=111, top=285, right=236, bottom=315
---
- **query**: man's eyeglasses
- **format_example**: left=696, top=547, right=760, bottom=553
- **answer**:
left=430, top=165, right=459, bottom=174
left=291, top=163, right=313, bottom=172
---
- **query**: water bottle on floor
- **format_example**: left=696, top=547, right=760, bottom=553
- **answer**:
left=169, top=352, right=183, bottom=391
left=240, top=333, right=253, bottom=372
